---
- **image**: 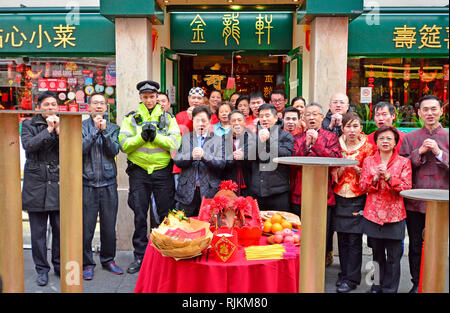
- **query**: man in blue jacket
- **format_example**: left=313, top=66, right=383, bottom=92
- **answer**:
left=81, top=92, right=122, bottom=280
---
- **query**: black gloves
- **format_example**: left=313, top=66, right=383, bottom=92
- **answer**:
left=141, top=123, right=157, bottom=142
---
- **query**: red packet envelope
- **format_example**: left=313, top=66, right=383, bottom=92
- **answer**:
left=226, top=77, right=235, bottom=89
left=211, top=227, right=238, bottom=263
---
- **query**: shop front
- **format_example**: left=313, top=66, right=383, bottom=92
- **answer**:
left=167, top=10, right=301, bottom=112
left=347, top=9, right=449, bottom=129
left=0, top=9, right=117, bottom=121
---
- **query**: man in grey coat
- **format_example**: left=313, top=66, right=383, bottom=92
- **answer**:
left=174, top=106, right=226, bottom=217
left=81, top=92, right=122, bottom=280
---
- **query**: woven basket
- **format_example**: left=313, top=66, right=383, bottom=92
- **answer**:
left=150, top=218, right=213, bottom=259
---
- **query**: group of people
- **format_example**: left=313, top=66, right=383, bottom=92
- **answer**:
left=21, top=79, right=448, bottom=294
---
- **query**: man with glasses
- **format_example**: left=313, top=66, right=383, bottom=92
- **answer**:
left=270, top=89, right=288, bottom=118
left=322, top=92, right=351, bottom=137
left=81, top=92, right=123, bottom=280
left=292, top=103, right=341, bottom=267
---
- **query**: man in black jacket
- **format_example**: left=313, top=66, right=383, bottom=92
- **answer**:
left=222, top=110, right=256, bottom=197
left=81, top=92, right=122, bottom=280
left=248, top=104, right=294, bottom=211
left=174, top=106, right=226, bottom=217
left=21, top=91, right=61, bottom=287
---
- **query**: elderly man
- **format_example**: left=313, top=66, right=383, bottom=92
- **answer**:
left=292, top=102, right=341, bottom=266
left=399, top=95, right=449, bottom=293
left=248, top=103, right=294, bottom=212
left=222, top=109, right=256, bottom=197
left=174, top=106, right=226, bottom=217
left=322, top=92, right=350, bottom=137
left=270, top=89, right=288, bottom=118
left=119, top=80, right=181, bottom=274
left=176, top=87, right=205, bottom=135
left=81, top=92, right=122, bottom=280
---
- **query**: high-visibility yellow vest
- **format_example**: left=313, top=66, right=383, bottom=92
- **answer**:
left=118, top=102, right=181, bottom=174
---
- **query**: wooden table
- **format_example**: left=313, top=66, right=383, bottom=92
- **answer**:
left=400, top=189, right=449, bottom=293
left=274, top=156, right=358, bottom=293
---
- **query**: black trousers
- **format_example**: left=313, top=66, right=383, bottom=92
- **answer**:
left=83, top=184, right=118, bottom=269
left=337, top=232, right=362, bottom=286
left=368, top=237, right=403, bottom=293
left=127, top=164, right=175, bottom=260
left=326, top=205, right=334, bottom=254
left=406, top=210, right=425, bottom=286
left=28, top=211, right=60, bottom=275
left=178, top=187, right=202, bottom=217
left=257, top=191, right=290, bottom=212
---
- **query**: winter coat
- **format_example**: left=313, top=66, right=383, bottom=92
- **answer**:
left=248, top=119, right=294, bottom=198
left=174, top=131, right=226, bottom=205
left=82, top=116, right=120, bottom=187
left=21, top=114, right=60, bottom=212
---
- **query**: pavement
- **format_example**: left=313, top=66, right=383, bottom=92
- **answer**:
left=20, top=233, right=448, bottom=294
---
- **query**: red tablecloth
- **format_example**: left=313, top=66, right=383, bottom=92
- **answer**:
left=134, top=237, right=300, bottom=293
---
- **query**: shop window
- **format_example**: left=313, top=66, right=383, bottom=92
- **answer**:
left=347, top=58, right=449, bottom=129
left=0, top=57, right=117, bottom=123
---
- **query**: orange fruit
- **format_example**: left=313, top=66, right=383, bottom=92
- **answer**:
left=263, top=220, right=272, bottom=233
left=271, top=222, right=283, bottom=234
left=281, top=220, right=292, bottom=230
left=270, top=214, right=283, bottom=224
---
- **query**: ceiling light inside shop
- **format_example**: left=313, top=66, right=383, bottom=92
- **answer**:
left=230, top=5, right=242, bottom=10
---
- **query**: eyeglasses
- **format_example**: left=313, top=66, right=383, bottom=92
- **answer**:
left=304, top=112, right=322, bottom=118
left=271, top=99, right=285, bottom=104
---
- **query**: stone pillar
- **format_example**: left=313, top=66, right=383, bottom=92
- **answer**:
left=308, top=17, right=348, bottom=113
left=115, top=17, right=153, bottom=250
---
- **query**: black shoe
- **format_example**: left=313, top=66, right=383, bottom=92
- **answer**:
left=127, top=258, right=142, bottom=274
left=409, top=284, right=419, bottom=293
left=36, top=272, right=48, bottom=286
left=337, top=281, right=356, bottom=293
left=336, top=277, right=343, bottom=287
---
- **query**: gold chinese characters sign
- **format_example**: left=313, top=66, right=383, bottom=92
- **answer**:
left=0, top=14, right=115, bottom=55
left=170, top=12, right=293, bottom=51
left=348, top=13, right=449, bottom=57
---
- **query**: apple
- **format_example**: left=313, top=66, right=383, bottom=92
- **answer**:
left=273, top=234, right=283, bottom=244
left=274, top=231, right=283, bottom=237
left=283, top=236, right=294, bottom=244
left=293, top=234, right=300, bottom=244
left=282, top=228, right=292, bottom=237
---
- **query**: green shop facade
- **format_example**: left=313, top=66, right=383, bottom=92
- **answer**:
left=0, top=1, right=448, bottom=249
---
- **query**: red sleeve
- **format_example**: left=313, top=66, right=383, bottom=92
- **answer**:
left=359, top=157, right=379, bottom=193
left=387, top=157, right=412, bottom=192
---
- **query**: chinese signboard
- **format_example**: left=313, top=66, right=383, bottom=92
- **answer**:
left=170, top=12, right=293, bottom=51
left=348, top=13, right=449, bottom=57
left=0, top=14, right=115, bottom=55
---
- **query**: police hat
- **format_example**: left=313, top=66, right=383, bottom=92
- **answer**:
left=136, top=80, right=160, bottom=94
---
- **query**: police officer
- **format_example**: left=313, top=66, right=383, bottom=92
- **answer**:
left=119, top=80, right=181, bottom=274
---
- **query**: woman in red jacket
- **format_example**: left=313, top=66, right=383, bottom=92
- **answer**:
left=331, top=112, right=375, bottom=293
left=359, top=126, right=412, bottom=293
